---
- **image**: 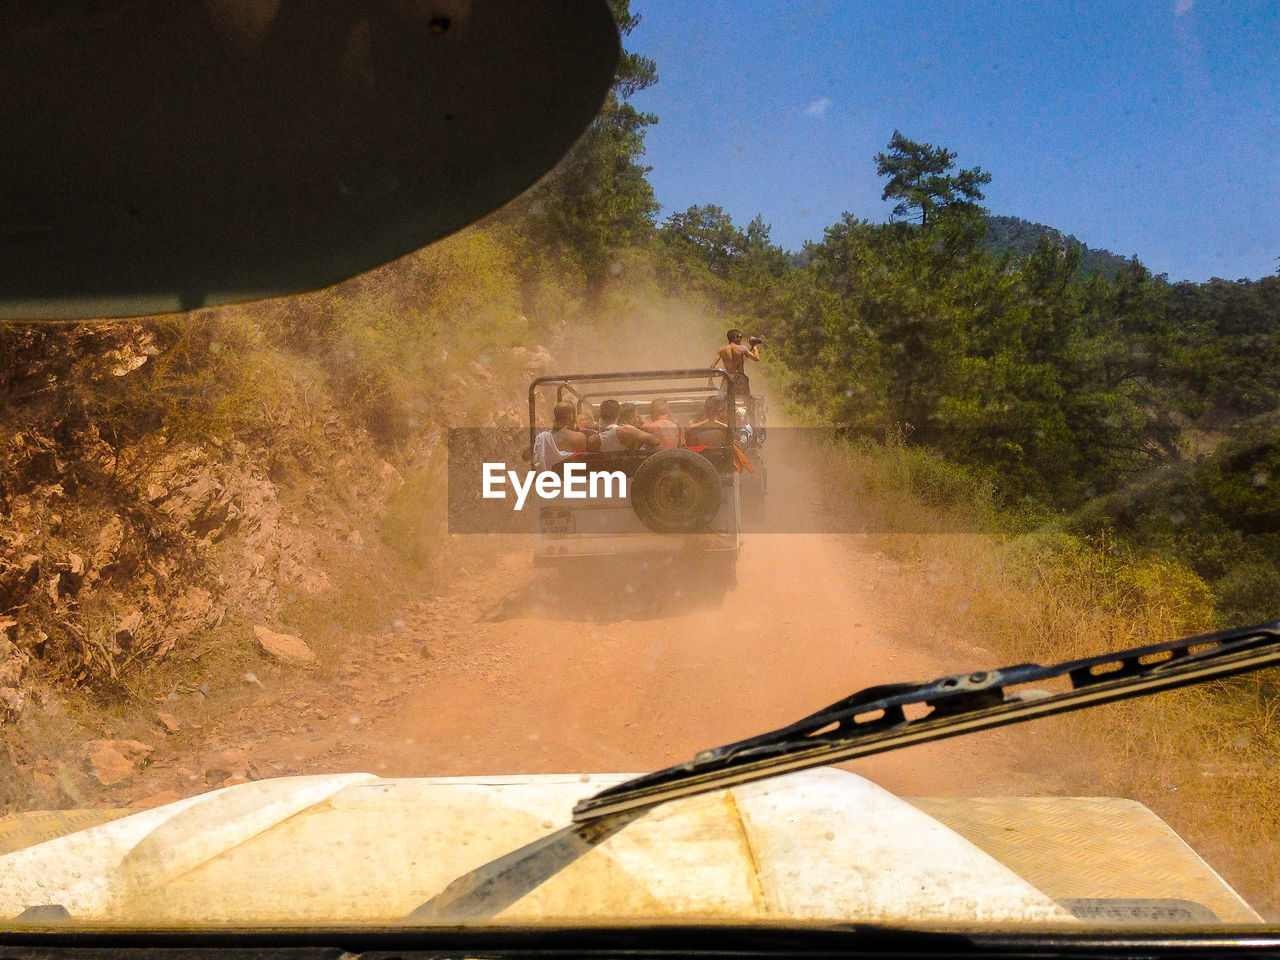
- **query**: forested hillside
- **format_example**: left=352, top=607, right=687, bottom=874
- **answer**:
left=649, top=133, right=1280, bottom=626
left=980, top=215, right=1132, bottom=279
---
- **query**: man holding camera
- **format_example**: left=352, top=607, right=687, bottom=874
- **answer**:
left=711, top=329, right=762, bottom=397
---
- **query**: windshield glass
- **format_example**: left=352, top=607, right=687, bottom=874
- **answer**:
left=2, top=0, right=1279, bottom=933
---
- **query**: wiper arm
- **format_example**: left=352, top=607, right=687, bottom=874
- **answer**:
left=409, top=621, right=1280, bottom=921
left=574, top=620, right=1280, bottom=821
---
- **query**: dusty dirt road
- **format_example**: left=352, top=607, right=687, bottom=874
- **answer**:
left=103, top=428, right=1072, bottom=810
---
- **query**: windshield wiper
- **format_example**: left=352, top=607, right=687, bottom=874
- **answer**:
left=409, top=621, right=1280, bottom=921
left=573, top=620, right=1280, bottom=821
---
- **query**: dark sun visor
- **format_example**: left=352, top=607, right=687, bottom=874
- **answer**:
left=0, top=1, right=620, bottom=320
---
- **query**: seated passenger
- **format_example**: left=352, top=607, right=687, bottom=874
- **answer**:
left=685, top=395, right=731, bottom=447
left=641, top=398, right=683, bottom=449
left=537, top=400, right=588, bottom=466
left=533, top=401, right=585, bottom=469
left=594, top=399, right=659, bottom=452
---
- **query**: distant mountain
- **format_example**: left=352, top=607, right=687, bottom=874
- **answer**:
left=981, top=215, right=1136, bottom=279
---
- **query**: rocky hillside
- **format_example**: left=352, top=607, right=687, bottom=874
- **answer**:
left=0, top=228, right=573, bottom=810
left=1, top=322, right=412, bottom=701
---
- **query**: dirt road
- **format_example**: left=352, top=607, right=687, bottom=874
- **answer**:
left=104, top=429, right=1069, bottom=808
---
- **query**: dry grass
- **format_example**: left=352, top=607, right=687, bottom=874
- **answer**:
left=812, top=433, right=1280, bottom=919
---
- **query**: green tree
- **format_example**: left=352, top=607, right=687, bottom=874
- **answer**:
left=506, top=1, right=659, bottom=294
left=739, top=215, right=791, bottom=281
left=659, top=206, right=789, bottom=285
left=874, top=130, right=991, bottom=229
left=659, top=204, right=743, bottom=278
left=799, top=214, right=972, bottom=442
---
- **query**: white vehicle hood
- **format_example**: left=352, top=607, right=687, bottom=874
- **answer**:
left=0, top=767, right=1232, bottom=926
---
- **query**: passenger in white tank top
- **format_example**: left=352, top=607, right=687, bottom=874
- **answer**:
left=598, top=424, right=627, bottom=452
left=589, top=399, right=660, bottom=452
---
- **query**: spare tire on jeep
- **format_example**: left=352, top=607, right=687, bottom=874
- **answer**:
left=630, top=448, right=722, bottom=533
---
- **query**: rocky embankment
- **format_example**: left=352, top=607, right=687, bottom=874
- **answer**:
left=0, top=319, right=549, bottom=811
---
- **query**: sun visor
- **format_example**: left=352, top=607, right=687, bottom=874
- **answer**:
left=0, top=1, right=620, bottom=319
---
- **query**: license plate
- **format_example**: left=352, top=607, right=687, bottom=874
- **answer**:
left=540, top=509, right=574, bottom=536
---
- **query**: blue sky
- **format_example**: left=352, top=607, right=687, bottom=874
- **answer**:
left=628, top=0, right=1279, bottom=282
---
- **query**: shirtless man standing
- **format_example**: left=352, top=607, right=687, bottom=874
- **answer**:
left=711, top=329, right=760, bottom=397
left=641, top=398, right=683, bottom=449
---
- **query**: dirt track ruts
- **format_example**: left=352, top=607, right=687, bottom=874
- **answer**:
left=115, top=431, right=1067, bottom=806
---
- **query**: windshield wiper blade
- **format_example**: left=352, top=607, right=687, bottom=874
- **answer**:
left=574, top=620, right=1280, bottom=821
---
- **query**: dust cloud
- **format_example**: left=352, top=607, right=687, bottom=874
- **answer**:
left=550, top=292, right=731, bottom=375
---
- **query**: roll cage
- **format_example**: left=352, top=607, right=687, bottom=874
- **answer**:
left=527, top=368, right=739, bottom=459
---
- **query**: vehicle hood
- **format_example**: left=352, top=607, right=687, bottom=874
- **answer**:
left=0, top=768, right=1249, bottom=926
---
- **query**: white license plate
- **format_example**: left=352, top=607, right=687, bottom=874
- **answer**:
left=540, top=511, right=575, bottom=535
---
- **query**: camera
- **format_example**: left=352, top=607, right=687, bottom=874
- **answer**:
left=748, top=336, right=763, bottom=346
